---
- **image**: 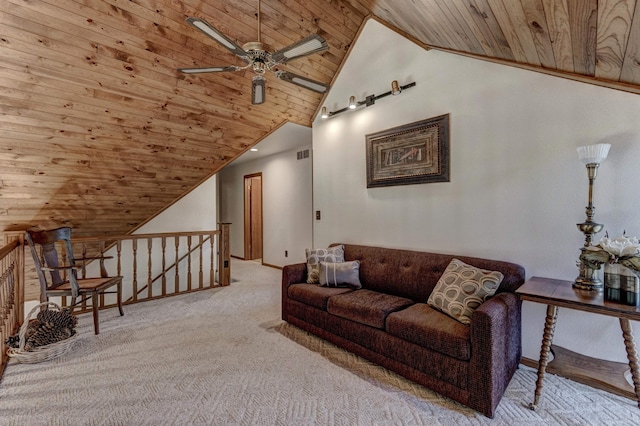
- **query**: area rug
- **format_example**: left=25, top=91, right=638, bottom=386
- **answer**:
left=1, top=259, right=639, bottom=425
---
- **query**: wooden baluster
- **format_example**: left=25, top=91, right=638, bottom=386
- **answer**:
left=187, top=236, right=192, bottom=291
left=132, top=239, right=138, bottom=302
left=99, top=241, right=107, bottom=277
left=99, top=241, right=106, bottom=308
left=80, top=243, right=87, bottom=279
left=161, top=237, right=166, bottom=296
left=199, top=235, right=204, bottom=289
left=78, top=243, right=85, bottom=310
left=174, top=237, right=180, bottom=294
left=116, top=240, right=122, bottom=277
left=147, top=238, right=153, bottom=299
left=209, top=234, right=216, bottom=287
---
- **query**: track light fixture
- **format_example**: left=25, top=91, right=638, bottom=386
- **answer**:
left=321, top=80, right=416, bottom=119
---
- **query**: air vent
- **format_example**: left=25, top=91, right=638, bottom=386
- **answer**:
left=296, top=149, right=310, bottom=160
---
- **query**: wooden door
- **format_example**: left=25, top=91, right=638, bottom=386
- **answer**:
left=244, top=174, right=263, bottom=260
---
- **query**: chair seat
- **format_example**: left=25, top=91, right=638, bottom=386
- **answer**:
left=50, top=276, right=122, bottom=293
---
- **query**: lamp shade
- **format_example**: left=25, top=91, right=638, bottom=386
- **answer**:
left=577, top=143, right=611, bottom=165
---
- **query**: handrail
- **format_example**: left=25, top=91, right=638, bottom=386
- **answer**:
left=0, top=240, right=18, bottom=258
left=72, top=230, right=221, bottom=242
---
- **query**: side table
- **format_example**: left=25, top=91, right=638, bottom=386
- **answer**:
left=516, top=276, right=640, bottom=410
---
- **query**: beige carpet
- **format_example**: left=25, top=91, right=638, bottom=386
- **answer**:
left=1, top=259, right=639, bottom=425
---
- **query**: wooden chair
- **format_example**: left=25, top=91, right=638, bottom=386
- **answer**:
left=26, top=227, right=124, bottom=334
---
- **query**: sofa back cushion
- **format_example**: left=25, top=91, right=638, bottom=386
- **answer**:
left=332, top=243, right=525, bottom=303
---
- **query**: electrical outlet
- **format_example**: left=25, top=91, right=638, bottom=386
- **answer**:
left=316, top=210, right=321, bottom=220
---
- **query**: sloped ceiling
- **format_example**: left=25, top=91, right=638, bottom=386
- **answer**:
left=2, top=0, right=640, bottom=238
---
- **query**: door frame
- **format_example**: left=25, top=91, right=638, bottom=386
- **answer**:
left=243, top=173, right=263, bottom=261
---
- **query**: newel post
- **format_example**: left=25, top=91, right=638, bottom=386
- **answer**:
left=218, top=223, right=231, bottom=286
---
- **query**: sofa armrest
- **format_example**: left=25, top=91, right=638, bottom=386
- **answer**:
left=282, top=263, right=307, bottom=287
left=282, top=263, right=307, bottom=321
left=468, top=292, right=522, bottom=418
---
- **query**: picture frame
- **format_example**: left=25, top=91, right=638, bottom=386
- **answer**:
left=366, top=114, right=450, bottom=188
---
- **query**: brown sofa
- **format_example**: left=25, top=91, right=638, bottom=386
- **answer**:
left=281, top=243, right=526, bottom=418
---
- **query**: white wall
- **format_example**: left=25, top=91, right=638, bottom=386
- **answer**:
left=313, top=19, right=640, bottom=363
left=135, top=175, right=217, bottom=234
left=218, top=144, right=313, bottom=267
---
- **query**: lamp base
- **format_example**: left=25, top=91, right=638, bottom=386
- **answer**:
left=572, top=278, right=604, bottom=292
left=573, top=260, right=604, bottom=292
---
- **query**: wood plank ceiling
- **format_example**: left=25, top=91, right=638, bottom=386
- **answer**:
left=2, top=0, right=640, bottom=239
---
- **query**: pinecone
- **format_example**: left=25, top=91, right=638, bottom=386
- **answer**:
left=36, top=308, right=77, bottom=330
left=24, top=323, right=74, bottom=351
left=8, top=308, right=79, bottom=352
left=4, top=334, right=20, bottom=349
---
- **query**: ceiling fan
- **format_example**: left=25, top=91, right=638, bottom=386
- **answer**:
left=178, top=0, right=330, bottom=105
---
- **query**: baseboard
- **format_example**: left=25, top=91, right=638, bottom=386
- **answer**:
left=520, top=357, right=537, bottom=369
left=262, top=262, right=282, bottom=270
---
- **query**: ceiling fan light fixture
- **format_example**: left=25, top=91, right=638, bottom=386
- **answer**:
left=252, top=75, right=266, bottom=105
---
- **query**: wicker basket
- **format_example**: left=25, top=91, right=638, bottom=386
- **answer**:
left=6, top=301, right=79, bottom=364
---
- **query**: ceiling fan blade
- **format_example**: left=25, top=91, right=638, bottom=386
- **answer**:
left=178, top=66, right=239, bottom=74
left=271, top=34, right=328, bottom=63
left=252, top=76, right=266, bottom=105
left=275, top=70, right=329, bottom=93
left=185, top=17, right=249, bottom=61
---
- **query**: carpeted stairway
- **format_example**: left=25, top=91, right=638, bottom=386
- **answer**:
left=1, top=259, right=639, bottom=425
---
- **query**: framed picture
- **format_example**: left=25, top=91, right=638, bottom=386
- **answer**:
left=366, top=114, right=449, bottom=188
left=366, top=114, right=450, bottom=188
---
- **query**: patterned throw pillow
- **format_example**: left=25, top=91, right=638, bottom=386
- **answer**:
left=318, top=260, right=362, bottom=289
left=305, top=245, right=345, bottom=284
left=427, top=258, right=504, bottom=325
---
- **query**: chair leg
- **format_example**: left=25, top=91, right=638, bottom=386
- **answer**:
left=92, top=291, right=100, bottom=335
left=117, top=279, right=124, bottom=317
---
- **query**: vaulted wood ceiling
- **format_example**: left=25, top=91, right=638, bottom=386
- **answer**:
left=2, top=0, right=640, bottom=239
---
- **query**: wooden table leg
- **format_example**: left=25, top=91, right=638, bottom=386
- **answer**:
left=529, top=304, right=558, bottom=411
left=619, top=318, right=640, bottom=409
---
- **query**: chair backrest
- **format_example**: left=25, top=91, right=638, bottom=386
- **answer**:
left=26, top=227, right=79, bottom=298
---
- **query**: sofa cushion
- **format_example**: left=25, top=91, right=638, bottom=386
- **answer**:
left=288, top=284, right=353, bottom=311
left=428, top=258, right=503, bottom=325
left=327, top=289, right=414, bottom=329
left=306, top=245, right=345, bottom=284
left=319, top=260, right=362, bottom=288
left=386, top=303, right=471, bottom=361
